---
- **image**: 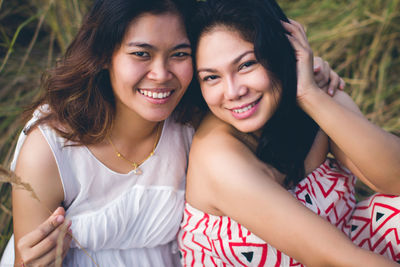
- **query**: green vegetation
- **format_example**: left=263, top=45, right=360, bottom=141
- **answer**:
left=0, top=0, right=399, bottom=257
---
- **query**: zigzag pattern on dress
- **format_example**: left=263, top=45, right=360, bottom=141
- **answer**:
left=179, top=159, right=400, bottom=266
left=291, top=159, right=357, bottom=231
left=347, top=194, right=400, bottom=262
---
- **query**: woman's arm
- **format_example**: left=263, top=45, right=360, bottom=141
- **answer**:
left=284, top=20, right=400, bottom=194
left=302, top=89, right=400, bottom=193
left=12, top=127, right=69, bottom=266
left=186, top=118, right=397, bottom=267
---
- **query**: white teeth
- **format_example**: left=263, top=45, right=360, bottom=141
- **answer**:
left=233, top=103, right=255, bottom=113
left=139, top=89, right=172, bottom=99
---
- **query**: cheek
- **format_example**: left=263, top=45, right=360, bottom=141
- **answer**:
left=273, top=88, right=282, bottom=103
left=250, top=69, right=273, bottom=92
left=110, top=61, right=146, bottom=87
left=264, top=88, right=282, bottom=116
left=201, top=86, right=220, bottom=107
left=175, top=60, right=194, bottom=89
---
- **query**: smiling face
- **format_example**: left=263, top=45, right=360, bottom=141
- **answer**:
left=196, top=27, right=281, bottom=133
left=108, top=12, right=193, bottom=122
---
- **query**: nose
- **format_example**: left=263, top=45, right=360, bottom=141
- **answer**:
left=224, top=77, right=248, bottom=100
left=147, top=58, right=173, bottom=82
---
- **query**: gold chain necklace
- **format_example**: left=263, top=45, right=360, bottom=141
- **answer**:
left=107, top=123, right=162, bottom=174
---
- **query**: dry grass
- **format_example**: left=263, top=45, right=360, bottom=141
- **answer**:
left=280, top=0, right=400, bottom=135
left=0, top=0, right=92, bottom=258
left=0, top=167, right=99, bottom=266
left=0, top=0, right=399, bottom=258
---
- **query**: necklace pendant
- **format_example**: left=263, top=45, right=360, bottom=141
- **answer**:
left=132, top=167, right=142, bottom=175
left=108, top=122, right=162, bottom=177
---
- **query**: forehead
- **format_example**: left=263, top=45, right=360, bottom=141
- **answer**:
left=123, top=12, right=189, bottom=44
left=196, top=27, right=253, bottom=67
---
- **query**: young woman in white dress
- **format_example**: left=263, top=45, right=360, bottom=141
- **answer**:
left=3, top=0, right=196, bottom=266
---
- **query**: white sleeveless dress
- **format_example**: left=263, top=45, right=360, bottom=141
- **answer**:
left=1, top=110, right=194, bottom=267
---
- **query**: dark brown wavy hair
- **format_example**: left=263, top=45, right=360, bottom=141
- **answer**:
left=24, top=0, right=198, bottom=145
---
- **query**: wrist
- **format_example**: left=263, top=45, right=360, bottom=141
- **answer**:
left=297, top=84, right=323, bottom=110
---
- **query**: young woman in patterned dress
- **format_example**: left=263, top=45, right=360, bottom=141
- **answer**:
left=179, top=0, right=400, bottom=266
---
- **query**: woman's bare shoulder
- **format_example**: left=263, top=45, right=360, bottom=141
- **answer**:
left=192, top=113, right=241, bottom=149
left=14, top=126, right=64, bottom=204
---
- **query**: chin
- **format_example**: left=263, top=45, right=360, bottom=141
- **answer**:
left=147, top=113, right=172, bottom=122
left=137, top=108, right=170, bottom=122
left=232, top=121, right=264, bottom=134
left=232, top=114, right=274, bottom=134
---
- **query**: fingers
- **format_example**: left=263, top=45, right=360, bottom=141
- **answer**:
left=313, top=57, right=330, bottom=88
left=282, top=18, right=318, bottom=99
left=288, top=19, right=307, bottom=39
left=282, top=20, right=313, bottom=68
left=52, top=206, right=66, bottom=217
left=283, top=19, right=347, bottom=100
left=340, top=78, right=345, bottom=90
left=62, top=229, right=73, bottom=259
left=313, top=57, right=346, bottom=96
left=30, top=225, right=72, bottom=267
left=17, top=207, right=72, bottom=266
left=285, top=33, right=306, bottom=53
left=29, top=219, right=71, bottom=257
left=328, top=70, right=346, bottom=95
left=327, top=70, right=340, bottom=95
left=21, top=222, right=72, bottom=266
left=283, top=19, right=310, bottom=50
left=20, top=207, right=66, bottom=248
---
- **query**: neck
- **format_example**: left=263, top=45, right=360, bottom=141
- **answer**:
left=231, top=128, right=259, bottom=153
left=111, top=105, right=162, bottom=150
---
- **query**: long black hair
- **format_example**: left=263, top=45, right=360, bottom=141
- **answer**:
left=190, top=0, right=319, bottom=188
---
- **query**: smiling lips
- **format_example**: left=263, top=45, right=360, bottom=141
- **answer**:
left=232, top=102, right=257, bottom=114
left=229, top=97, right=261, bottom=119
left=138, top=89, right=173, bottom=99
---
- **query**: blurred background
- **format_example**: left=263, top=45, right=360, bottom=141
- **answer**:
left=0, top=0, right=399, bottom=257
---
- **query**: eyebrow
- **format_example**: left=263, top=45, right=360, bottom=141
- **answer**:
left=197, top=50, right=254, bottom=74
left=126, top=42, right=191, bottom=50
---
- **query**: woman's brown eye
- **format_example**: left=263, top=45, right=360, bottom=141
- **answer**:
left=239, top=60, right=257, bottom=70
left=173, top=52, right=191, bottom=57
left=131, top=51, right=150, bottom=57
left=203, top=75, right=219, bottom=81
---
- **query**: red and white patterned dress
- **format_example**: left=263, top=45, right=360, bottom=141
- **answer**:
left=178, top=158, right=400, bottom=266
